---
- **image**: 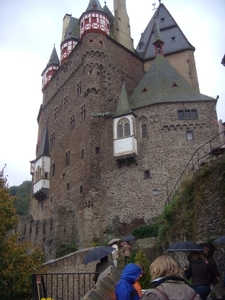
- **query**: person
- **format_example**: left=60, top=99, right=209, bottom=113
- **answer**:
left=92, top=255, right=113, bottom=284
left=203, top=246, right=222, bottom=300
left=112, top=242, right=119, bottom=268
left=122, top=241, right=131, bottom=266
left=184, top=251, right=214, bottom=300
left=141, top=255, right=200, bottom=300
left=133, top=263, right=145, bottom=297
left=115, top=263, right=142, bottom=300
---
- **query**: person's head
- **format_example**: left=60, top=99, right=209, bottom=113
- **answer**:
left=189, top=251, right=205, bottom=261
left=150, top=255, right=182, bottom=280
left=203, top=246, right=209, bottom=256
left=121, top=263, right=142, bottom=283
left=135, top=263, right=145, bottom=280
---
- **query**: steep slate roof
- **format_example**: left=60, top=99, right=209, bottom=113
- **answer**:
left=64, top=17, right=80, bottom=42
left=136, top=3, right=195, bottom=60
left=113, top=84, right=133, bottom=118
left=46, top=46, right=60, bottom=68
left=86, top=0, right=103, bottom=12
left=35, top=127, right=51, bottom=161
left=130, top=55, right=216, bottom=109
left=103, top=3, right=114, bottom=25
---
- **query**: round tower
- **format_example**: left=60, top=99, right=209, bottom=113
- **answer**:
left=79, top=0, right=110, bottom=38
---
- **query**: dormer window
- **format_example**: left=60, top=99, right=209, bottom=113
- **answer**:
left=171, top=36, right=176, bottom=42
left=160, top=17, right=165, bottom=23
left=93, top=5, right=97, bottom=9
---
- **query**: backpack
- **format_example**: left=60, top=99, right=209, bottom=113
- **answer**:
left=141, top=288, right=197, bottom=300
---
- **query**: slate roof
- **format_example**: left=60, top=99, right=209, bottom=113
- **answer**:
left=86, top=0, right=103, bottom=12
left=32, top=127, right=50, bottom=163
left=136, top=3, right=195, bottom=60
left=46, top=46, right=60, bottom=68
left=103, top=3, right=114, bottom=25
left=63, top=17, right=80, bottom=42
left=113, top=84, right=133, bottom=118
left=130, top=55, right=216, bottom=109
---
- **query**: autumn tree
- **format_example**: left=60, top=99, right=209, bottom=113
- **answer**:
left=0, top=167, right=45, bottom=300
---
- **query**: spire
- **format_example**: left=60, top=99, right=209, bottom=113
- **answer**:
left=86, top=0, right=103, bottom=12
left=152, top=16, right=164, bottom=56
left=113, top=84, right=132, bottom=117
left=36, top=127, right=50, bottom=161
left=113, top=0, right=134, bottom=52
left=46, top=45, right=60, bottom=68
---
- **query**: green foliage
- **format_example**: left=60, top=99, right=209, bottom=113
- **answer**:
left=56, top=242, right=78, bottom=258
left=132, top=224, right=159, bottom=239
left=0, top=167, right=45, bottom=300
left=9, top=181, right=32, bottom=215
left=134, top=250, right=151, bottom=289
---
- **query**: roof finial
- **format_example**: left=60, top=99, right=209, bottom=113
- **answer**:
left=152, top=2, right=157, bottom=11
left=104, top=1, right=106, bottom=5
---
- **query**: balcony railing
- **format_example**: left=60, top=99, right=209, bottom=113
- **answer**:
left=32, top=272, right=97, bottom=300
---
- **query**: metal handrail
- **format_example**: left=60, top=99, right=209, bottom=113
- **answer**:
left=166, top=130, right=225, bottom=205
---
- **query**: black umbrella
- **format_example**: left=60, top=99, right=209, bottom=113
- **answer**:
left=200, top=243, right=216, bottom=256
left=82, top=246, right=115, bottom=265
left=167, top=241, right=204, bottom=252
left=214, top=236, right=225, bottom=245
left=122, top=235, right=136, bottom=242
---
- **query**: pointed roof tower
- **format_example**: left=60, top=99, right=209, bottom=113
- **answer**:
left=136, top=3, right=194, bottom=60
left=41, top=46, right=60, bottom=90
left=36, top=127, right=50, bottom=161
left=86, top=0, right=103, bottom=12
left=113, top=84, right=133, bottom=118
left=152, top=16, right=165, bottom=56
left=112, top=0, right=134, bottom=52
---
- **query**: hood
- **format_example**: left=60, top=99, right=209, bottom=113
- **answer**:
left=121, top=263, right=142, bottom=284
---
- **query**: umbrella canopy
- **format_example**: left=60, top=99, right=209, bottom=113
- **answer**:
left=122, top=235, right=136, bottom=242
left=167, top=241, right=204, bottom=252
left=214, top=236, right=225, bottom=245
left=199, top=243, right=216, bottom=256
left=108, top=238, right=121, bottom=245
left=82, top=246, right=115, bottom=265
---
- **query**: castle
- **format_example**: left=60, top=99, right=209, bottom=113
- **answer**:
left=18, top=0, right=220, bottom=261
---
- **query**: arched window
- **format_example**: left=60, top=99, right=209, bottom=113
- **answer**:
left=117, top=118, right=130, bottom=138
left=141, top=118, right=147, bottom=138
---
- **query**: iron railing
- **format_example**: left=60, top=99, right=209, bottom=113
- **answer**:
left=166, top=130, right=225, bottom=205
left=32, top=272, right=97, bottom=300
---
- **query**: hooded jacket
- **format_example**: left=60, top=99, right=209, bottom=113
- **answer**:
left=184, top=258, right=213, bottom=286
left=141, top=276, right=200, bottom=300
left=115, top=263, right=142, bottom=300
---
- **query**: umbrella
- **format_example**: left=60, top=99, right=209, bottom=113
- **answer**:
left=122, top=235, right=136, bottom=242
left=167, top=241, right=204, bottom=252
left=199, top=242, right=215, bottom=256
left=108, top=238, right=121, bottom=245
left=214, top=236, right=225, bottom=245
left=82, top=246, right=115, bottom=265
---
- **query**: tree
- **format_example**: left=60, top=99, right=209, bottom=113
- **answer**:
left=0, top=167, right=45, bottom=300
left=9, top=180, right=32, bottom=215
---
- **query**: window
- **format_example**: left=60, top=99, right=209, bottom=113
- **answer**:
left=144, top=170, right=151, bottom=179
left=45, top=117, right=49, bottom=127
left=63, top=96, right=68, bottom=109
left=81, top=105, right=86, bottom=121
left=70, top=115, right=75, bottom=130
left=81, top=149, right=84, bottom=159
left=171, top=36, right=176, bottom=42
left=65, top=151, right=70, bottom=167
left=52, top=163, right=55, bottom=176
left=67, top=183, right=70, bottom=190
left=178, top=109, right=198, bottom=120
left=80, top=185, right=83, bottom=193
left=186, top=130, right=194, bottom=141
left=160, top=17, right=165, bottom=23
left=51, top=133, right=55, bottom=147
left=117, top=118, right=131, bottom=138
left=77, top=82, right=81, bottom=96
left=95, top=147, right=100, bottom=154
left=141, top=119, right=147, bottom=138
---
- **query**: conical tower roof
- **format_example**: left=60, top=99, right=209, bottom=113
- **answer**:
left=46, top=46, right=60, bottom=67
left=130, top=55, right=216, bottom=109
left=113, top=84, right=133, bottom=118
left=136, top=3, right=194, bottom=59
left=86, top=0, right=103, bottom=12
left=36, top=127, right=50, bottom=161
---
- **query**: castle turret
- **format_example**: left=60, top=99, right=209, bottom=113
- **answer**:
left=113, top=84, right=137, bottom=165
left=41, top=46, right=60, bottom=90
left=113, top=0, right=134, bottom=52
left=79, top=0, right=110, bottom=38
left=152, top=17, right=164, bottom=56
left=61, top=15, right=80, bottom=63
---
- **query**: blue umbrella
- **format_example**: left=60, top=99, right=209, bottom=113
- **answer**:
left=82, top=246, right=115, bottom=265
left=167, top=241, right=203, bottom=252
left=214, top=236, right=225, bottom=245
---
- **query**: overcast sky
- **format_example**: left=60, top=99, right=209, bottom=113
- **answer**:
left=0, top=0, right=224, bottom=187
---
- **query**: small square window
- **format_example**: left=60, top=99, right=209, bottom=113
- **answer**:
left=95, top=147, right=100, bottom=154
left=144, top=170, right=151, bottom=179
left=186, top=130, right=194, bottom=141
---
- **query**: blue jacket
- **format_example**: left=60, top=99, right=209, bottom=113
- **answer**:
left=115, top=263, right=141, bottom=300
